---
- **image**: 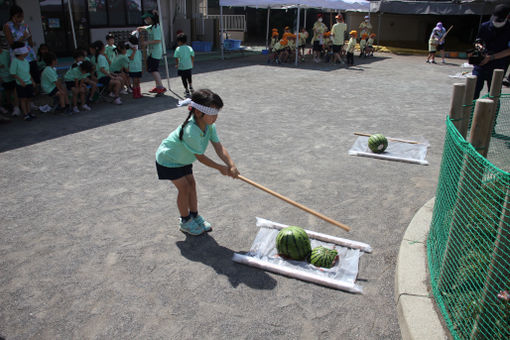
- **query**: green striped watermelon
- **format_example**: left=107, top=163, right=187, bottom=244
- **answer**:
left=368, top=134, right=388, bottom=153
left=276, top=226, right=311, bottom=261
left=310, top=246, right=338, bottom=268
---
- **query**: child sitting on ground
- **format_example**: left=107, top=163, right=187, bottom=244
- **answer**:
left=41, top=52, right=70, bottom=113
left=174, top=33, right=195, bottom=97
left=10, top=41, right=35, bottom=121
left=64, top=60, right=94, bottom=112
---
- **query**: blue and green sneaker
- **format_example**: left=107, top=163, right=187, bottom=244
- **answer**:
left=179, top=218, right=205, bottom=236
left=193, top=215, right=212, bottom=232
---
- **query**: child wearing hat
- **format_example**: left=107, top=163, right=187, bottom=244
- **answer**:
left=312, top=14, right=328, bottom=63
left=331, top=14, right=347, bottom=64
left=359, top=33, right=368, bottom=57
left=346, top=30, right=357, bottom=66
left=298, top=28, right=308, bottom=61
left=367, top=33, right=376, bottom=57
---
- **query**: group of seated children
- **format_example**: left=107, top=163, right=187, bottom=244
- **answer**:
left=0, top=33, right=143, bottom=122
left=268, top=25, right=375, bottom=66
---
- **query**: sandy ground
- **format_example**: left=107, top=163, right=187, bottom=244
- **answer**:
left=1, top=53, right=508, bottom=339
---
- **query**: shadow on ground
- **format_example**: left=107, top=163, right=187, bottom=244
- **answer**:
left=176, top=233, right=277, bottom=290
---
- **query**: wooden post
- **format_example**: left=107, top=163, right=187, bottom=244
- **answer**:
left=460, top=75, right=477, bottom=139
left=470, top=188, right=510, bottom=339
left=449, top=83, right=466, bottom=133
left=438, top=99, right=495, bottom=291
left=487, top=69, right=505, bottom=143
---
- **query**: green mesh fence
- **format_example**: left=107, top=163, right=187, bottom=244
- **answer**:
left=428, top=113, right=510, bottom=339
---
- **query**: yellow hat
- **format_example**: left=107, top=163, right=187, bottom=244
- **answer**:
left=280, top=39, right=288, bottom=46
left=324, top=31, right=331, bottom=37
left=272, top=32, right=279, bottom=37
left=350, top=30, right=357, bottom=36
left=361, top=33, right=368, bottom=39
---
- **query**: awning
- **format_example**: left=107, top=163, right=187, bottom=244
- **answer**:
left=369, top=0, right=507, bottom=16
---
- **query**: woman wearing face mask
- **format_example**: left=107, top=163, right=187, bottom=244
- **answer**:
left=359, top=16, right=372, bottom=38
left=3, top=5, right=39, bottom=88
left=312, top=14, right=327, bottom=63
left=473, top=4, right=510, bottom=99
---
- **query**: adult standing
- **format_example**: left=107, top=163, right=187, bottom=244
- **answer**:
left=359, top=15, right=372, bottom=38
left=331, top=14, right=347, bottom=64
left=3, top=5, right=39, bottom=87
left=473, top=4, right=510, bottom=99
left=434, top=22, right=447, bottom=63
left=311, top=14, right=327, bottom=63
left=138, top=10, right=166, bottom=94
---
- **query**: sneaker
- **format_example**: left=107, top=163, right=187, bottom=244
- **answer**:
left=113, top=97, right=122, bottom=105
left=73, top=106, right=80, bottom=113
left=120, top=89, right=128, bottom=95
left=184, top=90, right=190, bottom=97
left=149, top=87, right=158, bottom=93
left=11, top=106, right=21, bottom=116
left=81, top=104, right=91, bottom=111
left=39, top=104, right=52, bottom=113
left=30, top=103, right=39, bottom=111
left=179, top=218, right=205, bottom=236
left=431, top=60, right=437, bottom=64
left=109, top=92, right=116, bottom=98
left=193, top=215, right=212, bottom=232
left=156, top=87, right=167, bottom=94
left=23, top=113, right=35, bottom=121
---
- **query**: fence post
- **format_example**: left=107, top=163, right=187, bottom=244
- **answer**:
left=449, top=83, right=467, bottom=133
left=460, top=75, right=477, bottom=139
left=487, top=69, right=505, bottom=140
left=470, top=189, right=509, bottom=339
left=438, top=99, right=495, bottom=291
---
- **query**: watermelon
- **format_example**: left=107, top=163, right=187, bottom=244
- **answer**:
left=368, top=134, right=388, bottom=153
left=310, top=246, right=338, bottom=268
left=276, top=226, right=311, bottom=261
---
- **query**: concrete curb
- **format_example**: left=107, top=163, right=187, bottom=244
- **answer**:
left=395, top=198, right=450, bottom=340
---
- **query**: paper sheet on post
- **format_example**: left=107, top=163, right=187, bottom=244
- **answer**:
left=348, top=136, right=430, bottom=165
left=232, top=218, right=370, bottom=294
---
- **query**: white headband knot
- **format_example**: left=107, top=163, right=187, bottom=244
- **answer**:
left=127, top=42, right=138, bottom=49
left=177, top=98, right=219, bottom=116
left=14, top=46, right=29, bottom=55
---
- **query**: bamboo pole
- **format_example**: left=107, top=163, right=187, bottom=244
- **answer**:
left=460, top=75, right=477, bottom=139
left=237, top=175, right=351, bottom=232
left=449, top=83, right=466, bottom=133
left=353, top=132, right=421, bottom=145
left=486, top=69, right=505, bottom=146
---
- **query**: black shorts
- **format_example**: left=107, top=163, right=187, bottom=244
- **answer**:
left=177, top=69, right=192, bottom=78
left=2, top=80, right=15, bottom=91
left=156, top=161, right=193, bottom=180
left=49, top=87, right=59, bottom=96
left=147, top=56, right=160, bottom=73
left=333, top=44, right=342, bottom=53
left=16, top=84, right=34, bottom=98
left=129, top=72, right=142, bottom=78
left=98, top=77, right=110, bottom=87
left=437, top=44, right=445, bottom=51
left=313, top=41, right=322, bottom=52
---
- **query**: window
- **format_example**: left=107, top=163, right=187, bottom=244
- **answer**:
left=88, top=0, right=148, bottom=27
left=127, top=0, right=143, bottom=26
left=88, top=0, right=108, bottom=26
left=108, top=0, right=127, bottom=26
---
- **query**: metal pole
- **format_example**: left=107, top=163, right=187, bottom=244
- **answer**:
left=304, top=8, right=307, bottom=30
left=220, top=6, right=224, bottom=60
left=295, top=6, right=300, bottom=66
left=265, top=7, right=270, bottom=50
left=67, top=0, right=78, bottom=49
left=157, top=0, right=171, bottom=90
left=377, top=12, right=382, bottom=46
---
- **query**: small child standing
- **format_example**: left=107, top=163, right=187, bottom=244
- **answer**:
left=298, top=28, right=308, bottom=61
left=127, top=35, right=143, bottom=99
left=366, top=33, right=376, bottom=57
left=359, top=33, right=368, bottom=57
left=155, top=89, right=239, bottom=235
left=9, top=42, right=35, bottom=121
left=105, top=33, right=116, bottom=65
left=40, top=52, right=70, bottom=113
left=64, top=60, right=94, bottom=112
left=346, top=30, right=357, bottom=66
left=174, top=33, right=195, bottom=97
left=0, top=44, right=18, bottom=116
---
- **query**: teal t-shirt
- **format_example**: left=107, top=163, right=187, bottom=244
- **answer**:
left=96, top=54, right=109, bottom=79
left=9, top=57, right=32, bottom=85
left=0, top=49, right=12, bottom=82
left=127, top=49, right=142, bottom=73
left=64, top=66, right=85, bottom=82
left=148, top=25, right=162, bottom=59
left=174, top=45, right=195, bottom=70
left=41, top=66, right=58, bottom=94
left=155, top=116, right=220, bottom=167
left=110, top=54, right=129, bottom=72
left=105, top=44, right=116, bottom=64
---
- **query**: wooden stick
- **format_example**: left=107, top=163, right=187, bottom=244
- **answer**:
left=439, top=25, right=453, bottom=44
left=353, top=132, right=421, bottom=145
left=237, top=175, right=351, bottom=232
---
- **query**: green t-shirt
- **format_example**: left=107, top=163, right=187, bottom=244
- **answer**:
left=127, top=49, right=142, bottom=73
left=64, top=66, right=85, bottom=82
left=110, top=54, right=129, bottom=72
left=155, top=116, right=220, bottom=167
left=105, top=44, right=116, bottom=64
left=148, top=25, right=163, bottom=59
left=331, top=22, right=347, bottom=45
left=96, top=54, right=109, bottom=79
left=0, top=49, right=12, bottom=82
left=41, top=66, right=58, bottom=94
left=9, top=57, right=32, bottom=85
left=174, top=45, right=195, bottom=70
